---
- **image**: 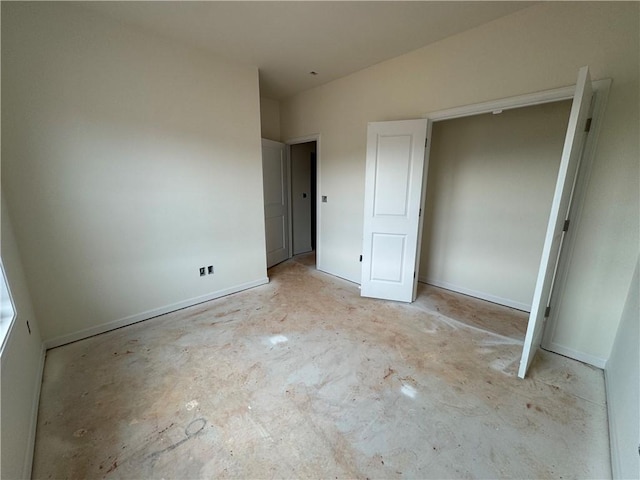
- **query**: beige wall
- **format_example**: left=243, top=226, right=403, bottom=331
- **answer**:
left=280, top=2, right=639, bottom=362
left=1, top=199, right=44, bottom=479
left=2, top=3, right=267, bottom=344
left=260, top=97, right=281, bottom=142
left=605, top=257, right=639, bottom=479
left=421, top=101, right=571, bottom=311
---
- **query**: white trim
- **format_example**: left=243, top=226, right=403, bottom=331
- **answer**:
left=285, top=134, right=322, bottom=272
left=23, top=342, right=46, bottom=479
left=424, top=79, right=610, bottom=122
left=413, top=121, right=433, bottom=302
left=285, top=133, right=320, bottom=145
left=544, top=343, right=606, bottom=369
left=419, top=277, right=530, bottom=312
left=285, top=144, right=293, bottom=259
left=44, top=278, right=269, bottom=349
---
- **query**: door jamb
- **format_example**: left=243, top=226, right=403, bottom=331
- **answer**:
left=420, top=78, right=611, bottom=366
left=285, top=134, right=322, bottom=271
left=540, top=80, right=611, bottom=366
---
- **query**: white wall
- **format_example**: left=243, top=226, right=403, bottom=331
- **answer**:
left=260, top=97, right=281, bottom=142
left=1, top=3, right=267, bottom=345
left=280, top=2, right=639, bottom=363
left=1, top=199, right=45, bottom=479
left=605, top=258, right=639, bottom=480
left=421, top=101, right=571, bottom=311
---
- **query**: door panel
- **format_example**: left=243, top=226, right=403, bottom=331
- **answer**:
left=371, top=234, right=406, bottom=282
left=262, top=139, right=289, bottom=268
left=374, top=135, right=413, bottom=216
left=518, top=66, right=593, bottom=378
left=361, top=119, right=427, bottom=302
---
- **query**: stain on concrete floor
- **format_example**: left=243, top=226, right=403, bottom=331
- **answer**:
left=32, top=253, right=610, bottom=479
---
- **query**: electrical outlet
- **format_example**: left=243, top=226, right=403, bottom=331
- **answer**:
left=207, top=266, right=214, bottom=274
left=199, top=267, right=206, bottom=277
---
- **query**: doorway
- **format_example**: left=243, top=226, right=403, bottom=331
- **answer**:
left=419, top=99, right=573, bottom=314
left=290, top=141, right=318, bottom=265
left=418, top=74, right=610, bottom=377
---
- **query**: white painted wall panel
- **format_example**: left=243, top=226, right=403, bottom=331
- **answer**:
left=371, top=234, right=405, bottom=282
left=1, top=3, right=266, bottom=343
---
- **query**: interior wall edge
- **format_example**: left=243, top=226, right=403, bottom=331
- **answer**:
left=260, top=96, right=281, bottom=142
left=43, top=277, right=269, bottom=350
left=418, top=277, right=531, bottom=313
left=603, top=369, right=620, bottom=479
left=603, top=255, right=639, bottom=479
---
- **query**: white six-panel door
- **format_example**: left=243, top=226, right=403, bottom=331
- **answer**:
left=262, top=139, right=289, bottom=268
left=518, top=66, right=593, bottom=378
left=361, top=120, right=428, bottom=302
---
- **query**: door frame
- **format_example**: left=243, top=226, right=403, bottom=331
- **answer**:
left=419, top=78, right=611, bottom=368
left=285, top=134, right=322, bottom=271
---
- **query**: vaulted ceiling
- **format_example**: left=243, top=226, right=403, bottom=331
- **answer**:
left=77, top=1, right=534, bottom=100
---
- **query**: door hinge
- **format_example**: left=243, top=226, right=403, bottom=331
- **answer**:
left=414, top=271, right=416, bottom=279
left=585, top=117, right=592, bottom=132
left=563, top=219, right=570, bottom=232
left=544, top=306, right=551, bottom=318
left=359, top=255, right=362, bottom=262
left=425, top=138, right=428, bottom=148
left=419, top=208, right=422, bottom=217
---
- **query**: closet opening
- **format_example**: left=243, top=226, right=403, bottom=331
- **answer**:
left=419, top=100, right=573, bottom=316
left=360, top=69, right=609, bottom=377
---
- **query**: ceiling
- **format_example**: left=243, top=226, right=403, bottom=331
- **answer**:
left=77, top=1, right=534, bottom=100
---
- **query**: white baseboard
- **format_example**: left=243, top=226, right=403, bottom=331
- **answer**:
left=419, top=277, right=531, bottom=312
left=23, top=342, right=46, bottom=479
left=316, top=264, right=359, bottom=285
left=544, top=342, right=607, bottom=369
left=44, top=278, right=269, bottom=349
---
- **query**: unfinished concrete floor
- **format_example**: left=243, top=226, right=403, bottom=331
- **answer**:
left=32, top=253, right=610, bottom=479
